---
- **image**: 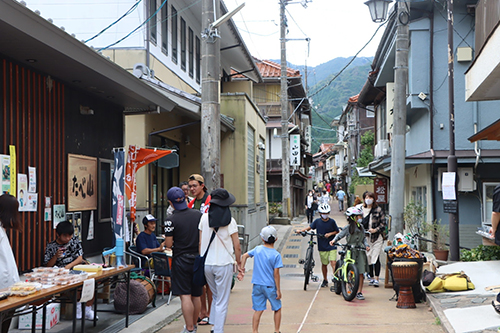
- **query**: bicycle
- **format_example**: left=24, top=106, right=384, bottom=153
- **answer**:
left=330, top=243, right=366, bottom=301
left=298, top=231, right=319, bottom=290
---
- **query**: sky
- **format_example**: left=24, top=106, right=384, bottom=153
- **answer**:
left=227, top=0, right=388, bottom=67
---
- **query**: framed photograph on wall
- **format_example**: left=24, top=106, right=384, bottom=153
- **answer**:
left=68, top=154, right=97, bottom=211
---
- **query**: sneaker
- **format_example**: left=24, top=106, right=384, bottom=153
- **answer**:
left=180, top=326, right=196, bottom=333
left=84, top=306, right=98, bottom=321
left=368, top=279, right=375, bottom=286
left=373, top=280, right=380, bottom=287
left=356, top=292, right=365, bottom=300
left=321, top=280, right=328, bottom=288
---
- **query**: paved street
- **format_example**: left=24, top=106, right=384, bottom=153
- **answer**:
left=162, top=202, right=443, bottom=333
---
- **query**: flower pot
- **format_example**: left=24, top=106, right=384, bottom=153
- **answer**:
left=434, top=249, right=449, bottom=261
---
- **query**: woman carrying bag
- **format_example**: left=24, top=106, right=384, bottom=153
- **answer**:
left=198, top=189, right=243, bottom=333
left=361, top=191, right=386, bottom=287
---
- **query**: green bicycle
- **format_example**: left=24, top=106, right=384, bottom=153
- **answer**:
left=330, top=243, right=364, bottom=301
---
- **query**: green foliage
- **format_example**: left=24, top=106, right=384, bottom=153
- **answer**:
left=308, top=59, right=373, bottom=152
left=348, top=131, right=374, bottom=194
left=404, top=202, right=427, bottom=233
left=461, top=245, right=500, bottom=262
left=421, top=219, right=449, bottom=251
left=268, top=202, right=282, bottom=216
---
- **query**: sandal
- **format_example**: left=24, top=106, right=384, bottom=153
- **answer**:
left=492, top=300, right=500, bottom=315
left=198, top=317, right=209, bottom=325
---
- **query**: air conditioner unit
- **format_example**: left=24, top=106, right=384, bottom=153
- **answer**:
left=379, top=140, right=390, bottom=156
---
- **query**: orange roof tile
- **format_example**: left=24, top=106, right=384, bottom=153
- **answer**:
left=231, top=58, right=301, bottom=79
left=348, top=94, right=359, bottom=103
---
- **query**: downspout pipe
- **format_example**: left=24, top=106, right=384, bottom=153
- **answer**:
left=429, top=11, right=437, bottom=223
left=473, top=102, right=481, bottom=169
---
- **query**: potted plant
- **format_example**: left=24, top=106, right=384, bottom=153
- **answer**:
left=422, top=219, right=450, bottom=261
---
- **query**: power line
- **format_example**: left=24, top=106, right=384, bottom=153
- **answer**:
left=84, top=0, right=142, bottom=44
left=308, top=20, right=387, bottom=98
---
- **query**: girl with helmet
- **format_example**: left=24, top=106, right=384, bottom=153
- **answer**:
left=329, top=206, right=370, bottom=300
left=296, top=203, right=340, bottom=288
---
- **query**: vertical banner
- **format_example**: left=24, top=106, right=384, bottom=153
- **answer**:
left=17, top=174, right=27, bottom=211
left=1, top=154, right=11, bottom=194
left=125, top=146, right=172, bottom=221
left=290, top=134, right=300, bottom=166
left=304, top=125, right=312, bottom=153
left=9, top=146, right=16, bottom=195
left=112, top=150, right=125, bottom=239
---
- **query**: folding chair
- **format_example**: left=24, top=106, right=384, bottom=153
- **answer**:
left=125, top=245, right=153, bottom=276
left=151, top=252, right=172, bottom=305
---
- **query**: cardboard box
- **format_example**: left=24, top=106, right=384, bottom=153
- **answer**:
left=18, top=303, right=60, bottom=330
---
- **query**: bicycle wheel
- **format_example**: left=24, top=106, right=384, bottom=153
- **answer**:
left=303, top=248, right=313, bottom=291
left=341, top=263, right=359, bottom=301
left=333, top=260, right=342, bottom=295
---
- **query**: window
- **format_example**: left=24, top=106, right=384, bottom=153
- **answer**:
left=247, top=125, right=255, bottom=205
left=483, top=183, right=500, bottom=224
left=161, top=4, right=168, bottom=54
left=180, top=18, right=186, bottom=71
left=188, top=28, right=194, bottom=78
left=366, top=105, right=375, bottom=118
left=195, top=36, right=201, bottom=84
left=149, top=0, right=157, bottom=43
left=171, top=6, right=178, bottom=63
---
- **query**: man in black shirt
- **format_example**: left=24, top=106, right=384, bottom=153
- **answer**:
left=490, top=184, right=500, bottom=315
left=165, top=186, right=203, bottom=333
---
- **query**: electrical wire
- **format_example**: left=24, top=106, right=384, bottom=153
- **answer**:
left=308, top=19, right=387, bottom=98
left=84, top=0, right=142, bottom=43
left=285, top=7, right=307, bottom=37
left=98, top=0, right=168, bottom=52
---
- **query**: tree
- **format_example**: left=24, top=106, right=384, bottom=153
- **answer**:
left=349, top=130, right=374, bottom=194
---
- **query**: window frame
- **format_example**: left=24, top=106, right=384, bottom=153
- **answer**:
left=180, top=17, right=186, bottom=71
left=188, top=27, right=194, bottom=78
left=483, top=182, right=500, bottom=225
left=161, top=3, right=168, bottom=54
left=195, top=36, right=201, bottom=84
left=149, top=0, right=157, bottom=44
left=171, top=5, right=178, bottom=64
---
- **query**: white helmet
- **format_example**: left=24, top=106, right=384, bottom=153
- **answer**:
left=345, top=206, right=363, bottom=216
left=318, top=203, right=331, bottom=214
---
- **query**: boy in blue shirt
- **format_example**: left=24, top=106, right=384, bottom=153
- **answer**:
left=240, top=226, right=283, bottom=333
left=296, top=203, right=339, bottom=288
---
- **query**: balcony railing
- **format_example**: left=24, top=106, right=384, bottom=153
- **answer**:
left=475, top=0, right=500, bottom=56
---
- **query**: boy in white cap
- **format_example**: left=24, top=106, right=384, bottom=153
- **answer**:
left=240, top=226, right=283, bottom=333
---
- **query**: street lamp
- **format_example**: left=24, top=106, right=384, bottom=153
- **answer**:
left=365, top=0, right=393, bottom=23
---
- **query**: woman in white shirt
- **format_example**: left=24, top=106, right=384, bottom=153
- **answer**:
left=0, top=194, right=22, bottom=333
left=199, top=189, right=242, bottom=333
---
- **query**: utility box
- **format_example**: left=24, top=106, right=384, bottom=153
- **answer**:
left=458, top=167, right=475, bottom=192
left=457, top=47, right=473, bottom=62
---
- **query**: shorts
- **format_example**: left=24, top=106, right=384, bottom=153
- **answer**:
left=252, top=284, right=281, bottom=312
left=319, top=250, right=337, bottom=266
left=171, top=253, right=203, bottom=297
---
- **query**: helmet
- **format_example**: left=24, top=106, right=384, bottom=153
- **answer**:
left=318, top=203, right=331, bottom=214
left=345, top=206, right=363, bottom=217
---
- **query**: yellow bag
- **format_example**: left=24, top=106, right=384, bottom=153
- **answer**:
left=426, top=277, right=445, bottom=293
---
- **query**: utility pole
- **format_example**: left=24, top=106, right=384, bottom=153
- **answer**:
left=447, top=0, right=459, bottom=261
left=389, top=0, right=409, bottom=235
left=280, top=0, right=290, bottom=218
left=201, top=0, right=221, bottom=191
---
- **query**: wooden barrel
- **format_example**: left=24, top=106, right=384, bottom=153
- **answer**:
left=392, top=261, right=419, bottom=309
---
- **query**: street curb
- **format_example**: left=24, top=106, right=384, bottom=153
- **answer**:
left=427, top=295, right=454, bottom=333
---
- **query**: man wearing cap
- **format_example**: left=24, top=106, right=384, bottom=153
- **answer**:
left=188, top=174, right=211, bottom=214
left=136, top=214, right=167, bottom=256
left=164, top=187, right=203, bottom=333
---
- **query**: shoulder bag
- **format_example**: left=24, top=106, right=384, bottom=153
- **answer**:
left=193, top=229, right=216, bottom=286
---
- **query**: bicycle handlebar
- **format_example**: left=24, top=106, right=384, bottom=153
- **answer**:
left=298, top=231, right=326, bottom=238
left=333, top=243, right=366, bottom=251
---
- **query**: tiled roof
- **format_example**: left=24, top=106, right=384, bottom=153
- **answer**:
left=231, top=58, right=301, bottom=79
left=348, top=94, right=359, bottom=103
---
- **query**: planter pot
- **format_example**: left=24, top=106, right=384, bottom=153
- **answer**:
left=434, top=249, right=449, bottom=261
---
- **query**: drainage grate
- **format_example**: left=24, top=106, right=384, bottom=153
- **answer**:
left=291, top=233, right=301, bottom=237
left=289, top=239, right=301, bottom=242
left=282, top=264, right=297, bottom=268
left=283, top=254, right=298, bottom=258
left=286, top=245, right=299, bottom=249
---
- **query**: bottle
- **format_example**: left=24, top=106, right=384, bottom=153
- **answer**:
left=110, top=253, right=116, bottom=267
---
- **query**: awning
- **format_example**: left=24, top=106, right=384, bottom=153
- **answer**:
left=468, top=119, right=500, bottom=142
left=265, top=120, right=295, bottom=129
left=356, top=167, right=375, bottom=177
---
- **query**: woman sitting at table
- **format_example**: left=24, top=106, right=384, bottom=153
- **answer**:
left=43, top=221, right=96, bottom=320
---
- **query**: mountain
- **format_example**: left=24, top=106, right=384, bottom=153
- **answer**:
left=272, top=57, right=374, bottom=153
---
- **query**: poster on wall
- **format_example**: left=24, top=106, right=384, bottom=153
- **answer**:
left=53, top=204, right=66, bottom=229
left=17, top=174, right=28, bottom=211
left=9, top=146, right=16, bottom=195
left=67, top=212, right=82, bottom=242
left=68, top=154, right=97, bottom=211
left=28, top=167, right=36, bottom=193
left=1, top=154, right=11, bottom=194
left=44, top=197, right=51, bottom=221
left=25, top=192, right=38, bottom=212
